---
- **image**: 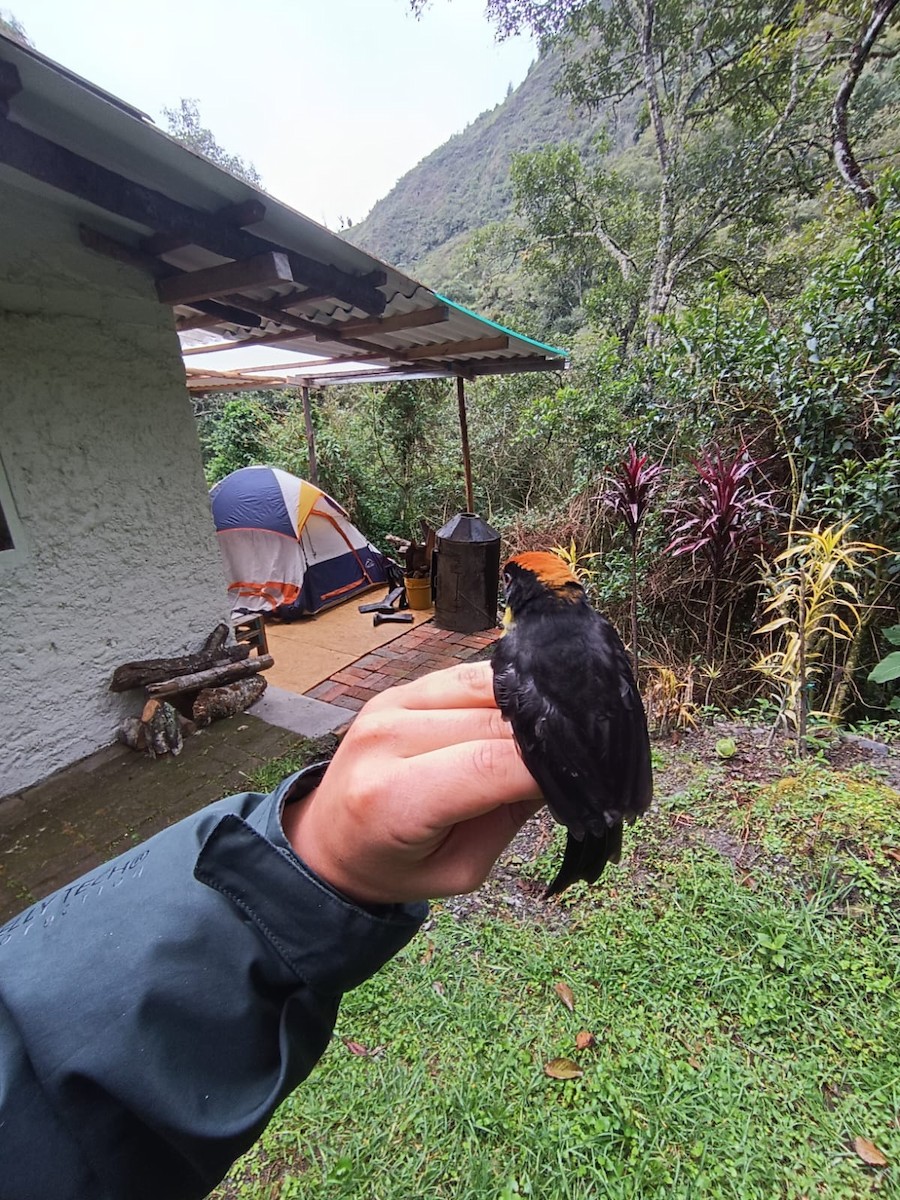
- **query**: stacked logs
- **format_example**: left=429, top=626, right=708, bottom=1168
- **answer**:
left=112, top=623, right=272, bottom=757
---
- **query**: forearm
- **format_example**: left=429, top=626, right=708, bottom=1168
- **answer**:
left=0, top=767, right=426, bottom=1200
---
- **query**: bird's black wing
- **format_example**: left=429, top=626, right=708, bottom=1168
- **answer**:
left=492, top=609, right=652, bottom=891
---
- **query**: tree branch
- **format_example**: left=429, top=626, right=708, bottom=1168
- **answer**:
left=831, top=0, right=899, bottom=209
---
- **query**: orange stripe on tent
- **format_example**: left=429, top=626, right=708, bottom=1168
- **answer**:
left=320, top=576, right=367, bottom=601
left=230, top=580, right=301, bottom=602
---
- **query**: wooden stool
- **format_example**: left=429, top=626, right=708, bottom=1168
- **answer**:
left=232, top=614, right=269, bottom=657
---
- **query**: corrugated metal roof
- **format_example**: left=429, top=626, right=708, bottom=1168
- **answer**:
left=0, top=32, right=569, bottom=391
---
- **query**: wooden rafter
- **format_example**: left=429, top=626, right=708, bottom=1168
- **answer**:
left=178, top=311, right=413, bottom=363
left=156, top=252, right=294, bottom=305
left=177, top=300, right=264, bottom=331
left=319, top=305, right=449, bottom=339
left=466, top=355, right=568, bottom=376
left=0, top=96, right=387, bottom=314
left=402, top=335, right=508, bottom=361
left=0, top=59, right=23, bottom=116
left=142, top=198, right=267, bottom=256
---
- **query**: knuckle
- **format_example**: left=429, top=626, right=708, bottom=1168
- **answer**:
left=458, top=661, right=489, bottom=692
left=471, top=737, right=503, bottom=780
left=347, top=709, right=393, bottom=751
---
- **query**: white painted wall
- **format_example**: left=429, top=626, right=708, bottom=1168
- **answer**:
left=0, top=180, right=230, bottom=797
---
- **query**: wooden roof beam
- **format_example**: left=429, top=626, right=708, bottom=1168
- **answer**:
left=0, top=115, right=387, bottom=314
left=0, top=60, right=23, bottom=117
left=175, top=299, right=264, bottom=332
left=141, top=198, right=267, bottom=256
left=402, top=334, right=509, bottom=361
left=465, top=356, right=569, bottom=376
left=318, top=305, right=449, bottom=340
left=157, top=251, right=293, bottom=305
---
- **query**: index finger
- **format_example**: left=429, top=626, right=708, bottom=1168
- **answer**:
left=372, top=660, right=500, bottom=712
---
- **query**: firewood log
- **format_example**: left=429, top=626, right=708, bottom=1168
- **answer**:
left=192, top=676, right=267, bottom=727
left=140, top=698, right=184, bottom=758
left=146, top=654, right=272, bottom=698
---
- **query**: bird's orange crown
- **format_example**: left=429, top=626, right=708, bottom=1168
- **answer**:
left=509, top=551, right=581, bottom=591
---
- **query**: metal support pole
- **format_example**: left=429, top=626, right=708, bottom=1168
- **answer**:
left=300, top=385, right=318, bottom=486
left=456, top=375, right=475, bottom=513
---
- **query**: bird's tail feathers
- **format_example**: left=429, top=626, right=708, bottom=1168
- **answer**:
left=544, top=825, right=624, bottom=898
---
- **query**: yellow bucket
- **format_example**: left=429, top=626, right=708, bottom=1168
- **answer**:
left=404, top=576, right=432, bottom=611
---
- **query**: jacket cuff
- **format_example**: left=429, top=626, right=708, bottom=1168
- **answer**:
left=194, top=765, right=427, bottom=994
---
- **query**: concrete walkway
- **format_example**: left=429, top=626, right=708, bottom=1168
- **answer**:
left=0, top=618, right=499, bottom=925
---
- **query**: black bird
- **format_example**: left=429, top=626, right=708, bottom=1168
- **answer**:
left=491, top=551, right=653, bottom=896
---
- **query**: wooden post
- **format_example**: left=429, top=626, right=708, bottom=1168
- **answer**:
left=301, top=385, right=318, bottom=486
left=456, top=375, right=475, bottom=513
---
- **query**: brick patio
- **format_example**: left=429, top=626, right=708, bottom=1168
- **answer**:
left=302, top=620, right=501, bottom=712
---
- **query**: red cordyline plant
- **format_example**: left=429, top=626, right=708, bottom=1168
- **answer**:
left=603, top=445, right=665, bottom=676
left=667, top=444, right=774, bottom=661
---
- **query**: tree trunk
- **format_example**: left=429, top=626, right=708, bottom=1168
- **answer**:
left=193, top=676, right=267, bottom=727
left=831, top=0, right=898, bottom=209
left=634, top=0, right=677, bottom=342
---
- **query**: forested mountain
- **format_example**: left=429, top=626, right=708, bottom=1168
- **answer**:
left=345, top=46, right=634, bottom=274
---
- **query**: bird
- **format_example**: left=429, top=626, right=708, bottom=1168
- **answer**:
left=491, top=551, right=653, bottom=897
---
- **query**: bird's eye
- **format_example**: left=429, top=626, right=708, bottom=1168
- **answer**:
left=503, top=571, right=512, bottom=587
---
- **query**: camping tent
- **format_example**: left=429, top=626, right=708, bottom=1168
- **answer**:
left=210, top=466, right=389, bottom=618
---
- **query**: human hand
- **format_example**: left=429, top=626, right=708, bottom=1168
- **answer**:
left=282, top=662, right=543, bottom=906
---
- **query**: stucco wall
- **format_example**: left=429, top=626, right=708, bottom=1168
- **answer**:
left=0, top=180, right=230, bottom=797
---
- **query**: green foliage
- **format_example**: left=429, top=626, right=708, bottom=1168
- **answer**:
left=200, top=396, right=275, bottom=486
left=869, top=624, right=900, bottom=714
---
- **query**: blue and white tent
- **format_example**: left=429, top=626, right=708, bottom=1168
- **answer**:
left=210, top=466, right=388, bottom=619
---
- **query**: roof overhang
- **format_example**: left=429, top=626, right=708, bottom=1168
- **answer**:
left=0, top=33, right=569, bottom=394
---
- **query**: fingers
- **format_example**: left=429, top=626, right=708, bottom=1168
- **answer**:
left=369, top=660, right=498, bottom=712
left=400, top=737, right=542, bottom=832
left=353, top=704, right=514, bottom=759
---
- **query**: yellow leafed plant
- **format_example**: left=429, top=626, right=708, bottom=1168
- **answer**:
left=754, top=522, right=883, bottom=750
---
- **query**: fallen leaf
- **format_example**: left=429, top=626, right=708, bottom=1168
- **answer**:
left=432, top=980, right=445, bottom=997
left=544, top=1057, right=583, bottom=1080
left=853, top=1137, right=888, bottom=1167
left=688, top=1056, right=703, bottom=1070
left=555, top=981, right=575, bottom=1012
left=575, top=1030, right=595, bottom=1051
left=343, top=1039, right=370, bottom=1057
left=420, top=939, right=435, bottom=965
left=883, top=847, right=900, bottom=864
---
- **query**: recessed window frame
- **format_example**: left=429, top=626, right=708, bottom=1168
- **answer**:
left=0, top=449, right=27, bottom=567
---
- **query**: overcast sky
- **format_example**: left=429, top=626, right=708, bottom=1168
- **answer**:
left=8, top=0, right=536, bottom=229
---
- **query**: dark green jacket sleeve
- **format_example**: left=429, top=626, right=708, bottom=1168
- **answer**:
left=0, top=766, right=427, bottom=1200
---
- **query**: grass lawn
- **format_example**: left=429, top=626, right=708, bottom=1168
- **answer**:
left=213, top=728, right=900, bottom=1200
